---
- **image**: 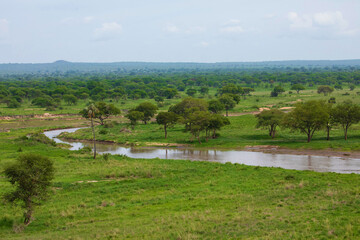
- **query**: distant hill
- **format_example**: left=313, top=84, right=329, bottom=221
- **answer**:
left=0, top=59, right=360, bottom=74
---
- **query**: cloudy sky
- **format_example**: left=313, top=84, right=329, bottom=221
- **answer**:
left=0, top=0, right=359, bottom=63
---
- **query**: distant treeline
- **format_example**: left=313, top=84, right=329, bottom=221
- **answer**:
left=1, top=66, right=360, bottom=109
left=1, top=60, right=360, bottom=74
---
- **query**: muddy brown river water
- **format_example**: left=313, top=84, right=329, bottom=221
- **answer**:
left=44, top=128, right=360, bottom=174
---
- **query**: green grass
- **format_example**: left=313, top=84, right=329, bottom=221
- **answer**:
left=63, top=114, right=360, bottom=151
left=0, top=128, right=360, bottom=239
left=1, top=86, right=358, bottom=116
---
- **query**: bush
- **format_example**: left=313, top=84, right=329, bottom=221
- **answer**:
left=99, top=129, right=108, bottom=135
left=103, top=153, right=111, bottom=161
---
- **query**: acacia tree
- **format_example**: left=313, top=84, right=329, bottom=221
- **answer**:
left=332, top=101, right=360, bottom=140
left=134, top=102, right=158, bottom=124
left=4, top=154, right=54, bottom=225
left=186, top=111, right=211, bottom=144
left=256, top=109, right=285, bottom=138
left=291, top=84, right=305, bottom=94
left=156, top=112, right=179, bottom=139
left=80, top=103, right=99, bottom=159
left=126, top=110, right=144, bottom=130
left=282, top=100, right=329, bottom=142
left=317, top=85, right=334, bottom=96
left=219, top=94, right=236, bottom=117
left=207, top=114, right=230, bottom=139
left=93, top=102, right=121, bottom=125
left=208, top=99, right=225, bottom=114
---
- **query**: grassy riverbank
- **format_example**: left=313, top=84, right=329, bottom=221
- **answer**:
left=1, top=127, right=360, bottom=239
left=62, top=114, right=360, bottom=151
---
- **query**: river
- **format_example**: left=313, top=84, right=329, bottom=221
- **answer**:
left=44, top=128, right=360, bottom=174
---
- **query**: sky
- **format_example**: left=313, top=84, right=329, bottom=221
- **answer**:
left=0, top=0, right=359, bottom=63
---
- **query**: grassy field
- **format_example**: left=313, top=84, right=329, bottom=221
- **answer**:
left=0, top=85, right=358, bottom=116
left=62, top=114, right=360, bottom=151
left=0, top=127, right=360, bottom=239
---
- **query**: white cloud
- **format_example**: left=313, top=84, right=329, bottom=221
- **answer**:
left=287, top=12, right=312, bottom=29
left=83, top=16, right=94, bottom=23
left=287, top=11, right=358, bottom=37
left=94, top=22, right=122, bottom=41
left=221, top=19, right=245, bottom=33
left=0, top=19, right=9, bottom=38
left=164, top=24, right=179, bottom=33
left=200, top=41, right=210, bottom=47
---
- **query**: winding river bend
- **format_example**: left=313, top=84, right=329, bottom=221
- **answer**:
left=44, top=128, right=360, bottom=174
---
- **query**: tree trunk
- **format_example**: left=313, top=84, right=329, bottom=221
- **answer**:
left=271, top=128, right=276, bottom=139
left=344, top=125, right=348, bottom=140
left=226, top=110, right=228, bottom=117
left=307, top=129, right=311, bottom=143
left=197, top=136, right=202, bottom=144
left=91, top=117, right=96, bottom=159
left=24, top=199, right=33, bottom=225
left=164, top=125, right=167, bottom=139
left=326, top=126, right=330, bottom=141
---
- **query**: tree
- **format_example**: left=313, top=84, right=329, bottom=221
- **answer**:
left=126, top=110, right=144, bottom=129
left=207, top=114, right=230, bottom=139
left=241, top=87, right=255, bottom=99
left=219, top=94, right=236, bottom=117
left=282, top=100, right=329, bottom=142
left=186, top=88, right=197, bottom=97
left=80, top=103, right=99, bottom=159
left=323, top=103, right=335, bottom=141
left=317, top=85, right=334, bottom=96
left=169, top=97, right=208, bottom=120
left=270, top=86, right=285, bottom=97
left=256, top=109, right=285, bottom=138
left=134, top=102, right=158, bottom=124
left=199, top=86, right=209, bottom=95
left=208, top=99, right=225, bottom=114
left=63, top=94, right=77, bottom=105
left=186, top=111, right=211, bottom=144
left=332, top=101, right=360, bottom=140
left=291, top=84, right=305, bottom=94
left=156, top=112, right=179, bottom=138
left=4, top=154, right=54, bottom=225
left=82, top=102, right=121, bottom=126
left=349, top=84, right=356, bottom=91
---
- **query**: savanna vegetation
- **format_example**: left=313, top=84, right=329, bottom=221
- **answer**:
left=1, top=64, right=360, bottom=238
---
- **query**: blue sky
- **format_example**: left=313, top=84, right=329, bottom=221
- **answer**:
left=0, top=0, right=359, bottom=63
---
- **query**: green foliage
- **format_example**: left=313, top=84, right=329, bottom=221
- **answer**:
left=219, top=94, right=236, bottom=116
left=291, top=83, right=305, bottom=93
left=126, top=110, right=144, bottom=129
left=332, top=100, right=360, bottom=140
left=271, top=85, right=285, bottom=97
left=283, top=100, right=329, bottom=142
left=186, top=88, right=197, bottom=97
left=3, top=153, right=54, bottom=225
left=208, top=99, right=225, bottom=114
left=80, top=102, right=121, bottom=125
left=134, top=102, right=158, bottom=124
left=169, top=97, right=208, bottom=120
left=317, top=85, right=334, bottom=96
left=156, top=112, right=179, bottom=138
left=63, top=94, right=78, bottom=105
left=256, top=109, right=285, bottom=138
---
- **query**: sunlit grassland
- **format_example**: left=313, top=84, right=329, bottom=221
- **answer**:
left=64, top=114, right=360, bottom=151
left=0, top=128, right=360, bottom=239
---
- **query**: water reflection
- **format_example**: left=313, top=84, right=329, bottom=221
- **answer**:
left=44, top=128, right=360, bottom=174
